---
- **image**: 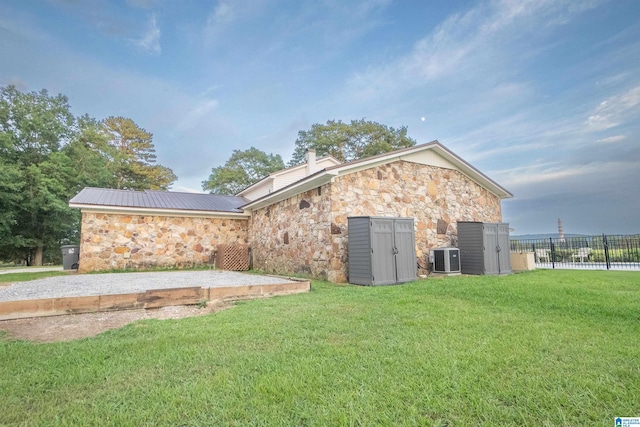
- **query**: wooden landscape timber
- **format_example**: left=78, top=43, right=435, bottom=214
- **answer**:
left=0, top=280, right=310, bottom=321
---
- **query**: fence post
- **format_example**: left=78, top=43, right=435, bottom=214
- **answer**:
left=532, top=243, right=537, bottom=262
left=550, top=238, right=555, bottom=269
left=603, top=234, right=611, bottom=270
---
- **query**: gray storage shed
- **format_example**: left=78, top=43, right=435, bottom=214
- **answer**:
left=457, top=222, right=511, bottom=275
left=348, top=216, right=417, bottom=286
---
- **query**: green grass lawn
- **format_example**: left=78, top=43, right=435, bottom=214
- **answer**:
left=1, top=270, right=639, bottom=426
left=0, top=270, right=68, bottom=284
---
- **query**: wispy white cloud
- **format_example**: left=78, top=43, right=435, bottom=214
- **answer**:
left=315, top=0, right=392, bottom=49
left=445, top=106, right=583, bottom=160
left=45, top=1, right=162, bottom=52
left=443, top=83, right=640, bottom=168
left=176, top=99, right=219, bottom=132
left=212, top=1, right=234, bottom=23
left=200, top=0, right=391, bottom=57
left=347, top=0, right=602, bottom=99
left=597, top=135, right=626, bottom=144
left=45, top=0, right=140, bottom=39
left=202, top=0, right=244, bottom=46
left=495, top=161, right=600, bottom=187
left=205, top=0, right=235, bottom=31
left=493, top=158, right=640, bottom=201
left=585, top=86, right=640, bottom=131
left=500, top=154, right=640, bottom=233
left=131, top=14, right=161, bottom=55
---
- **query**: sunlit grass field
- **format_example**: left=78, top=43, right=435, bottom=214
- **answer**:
left=1, top=270, right=639, bottom=426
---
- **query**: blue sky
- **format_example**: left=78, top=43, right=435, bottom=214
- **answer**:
left=1, top=0, right=639, bottom=235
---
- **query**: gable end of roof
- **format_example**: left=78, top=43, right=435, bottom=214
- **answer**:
left=241, top=140, right=512, bottom=210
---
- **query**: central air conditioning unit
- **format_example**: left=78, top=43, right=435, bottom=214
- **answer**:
left=430, top=248, right=461, bottom=273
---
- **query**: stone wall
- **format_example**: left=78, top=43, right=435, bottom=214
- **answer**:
left=78, top=212, right=248, bottom=273
left=249, top=185, right=333, bottom=279
left=248, top=160, right=503, bottom=282
left=327, top=161, right=502, bottom=280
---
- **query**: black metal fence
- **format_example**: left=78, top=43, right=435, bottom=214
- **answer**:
left=510, top=234, right=640, bottom=270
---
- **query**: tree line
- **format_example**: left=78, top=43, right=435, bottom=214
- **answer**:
left=0, top=85, right=176, bottom=265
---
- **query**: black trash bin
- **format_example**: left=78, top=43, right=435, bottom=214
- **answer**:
left=61, top=245, right=80, bottom=270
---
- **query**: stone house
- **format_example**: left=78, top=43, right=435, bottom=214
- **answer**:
left=70, top=140, right=511, bottom=281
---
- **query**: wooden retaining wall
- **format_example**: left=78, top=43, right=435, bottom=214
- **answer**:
left=0, top=280, right=310, bottom=321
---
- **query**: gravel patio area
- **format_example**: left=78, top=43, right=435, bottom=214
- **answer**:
left=0, top=270, right=299, bottom=302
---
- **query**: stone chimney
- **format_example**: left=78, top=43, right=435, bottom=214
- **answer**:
left=305, top=149, right=316, bottom=176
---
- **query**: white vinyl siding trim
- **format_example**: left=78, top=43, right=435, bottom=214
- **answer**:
left=273, top=168, right=308, bottom=190
left=240, top=179, right=273, bottom=201
left=238, top=157, right=341, bottom=200
left=400, top=150, right=458, bottom=170
left=273, top=158, right=340, bottom=190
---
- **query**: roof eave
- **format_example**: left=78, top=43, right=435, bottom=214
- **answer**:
left=69, top=203, right=250, bottom=218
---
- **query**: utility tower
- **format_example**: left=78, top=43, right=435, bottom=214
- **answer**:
left=558, top=218, right=565, bottom=243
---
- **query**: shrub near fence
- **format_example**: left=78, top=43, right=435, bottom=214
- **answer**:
left=510, top=234, right=640, bottom=270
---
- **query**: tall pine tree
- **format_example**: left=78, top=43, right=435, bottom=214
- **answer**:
left=103, top=116, right=176, bottom=190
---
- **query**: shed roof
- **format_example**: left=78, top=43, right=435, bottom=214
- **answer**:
left=69, top=187, right=248, bottom=214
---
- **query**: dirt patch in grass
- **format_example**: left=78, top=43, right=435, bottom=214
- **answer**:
left=0, top=301, right=231, bottom=343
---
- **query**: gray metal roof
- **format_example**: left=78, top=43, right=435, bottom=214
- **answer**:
left=70, top=187, right=248, bottom=213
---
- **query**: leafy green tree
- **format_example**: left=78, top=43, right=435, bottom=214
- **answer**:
left=0, top=85, right=74, bottom=164
left=0, top=86, right=76, bottom=265
left=143, top=164, right=179, bottom=190
left=62, top=115, right=115, bottom=192
left=0, top=159, right=24, bottom=261
left=289, top=119, right=416, bottom=166
left=18, top=153, right=78, bottom=265
left=103, top=116, right=176, bottom=190
left=203, top=147, right=285, bottom=195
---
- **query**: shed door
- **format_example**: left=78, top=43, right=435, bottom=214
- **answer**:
left=394, top=219, right=416, bottom=283
left=371, top=219, right=396, bottom=285
left=497, top=223, right=511, bottom=274
left=483, top=223, right=500, bottom=275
